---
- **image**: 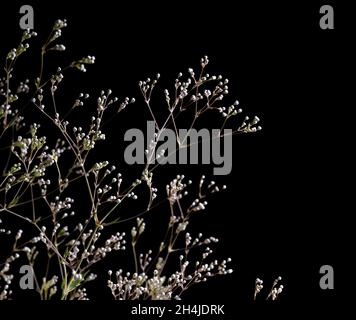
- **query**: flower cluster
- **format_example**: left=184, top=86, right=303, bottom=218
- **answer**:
left=108, top=176, right=232, bottom=300
left=0, top=20, right=266, bottom=301
left=0, top=219, right=25, bottom=300
left=254, top=276, right=284, bottom=301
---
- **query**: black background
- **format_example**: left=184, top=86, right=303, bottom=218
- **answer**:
left=0, top=0, right=348, bottom=316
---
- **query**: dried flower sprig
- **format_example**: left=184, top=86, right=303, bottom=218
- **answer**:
left=254, top=276, right=284, bottom=301
left=0, top=19, right=264, bottom=300
left=109, top=177, right=232, bottom=300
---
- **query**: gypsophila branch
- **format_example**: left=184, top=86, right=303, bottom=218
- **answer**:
left=0, top=20, right=272, bottom=301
